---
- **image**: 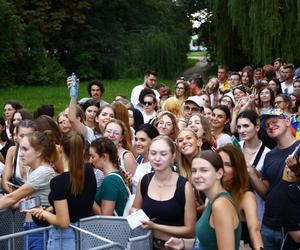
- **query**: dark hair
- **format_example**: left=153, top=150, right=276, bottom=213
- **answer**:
left=0, top=117, right=8, bottom=141
left=10, top=108, right=33, bottom=135
left=91, top=137, right=119, bottom=167
left=61, top=131, right=85, bottom=196
left=4, top=100, right=23, bottom=110
left=135, top=124, right=159, bottom=139
left=33, top=104, right=54, bottom=119
left=197, top=150, right=224, bottom=172
left=258, top=86, right=275, bottom=108
left=213, top=105, right=231, bottom=134
left=138, top=88, right=156, bottom=104
left=79, top=99, right=100, bottom=112
left=128, top=108, right=144, bottom=131
left=218, top=64, right=229, bottom=72
left=35, top=115, right=62, bottom=145
left=268, top=78, right=282, bottom=94
left=233, top=85, right=248, bottom=95
left=145, top=70, right=158, bottom=77
left=87, top=79, right=105, bottom=97
left=190, top=74, right=204, bottom=89
left=237, top=110, right=259, bottom=126
left=273, top=57, right=284, bottom=65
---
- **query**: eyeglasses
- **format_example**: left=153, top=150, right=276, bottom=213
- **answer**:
left=176, top=87, right=184, bottom=90
left=274, top=100, right=284, bottom=105
left=158, top=120, right=173, bottom=128
left=265, top=118, right=283, bottom=129
left=184, top=105, right=202, bottom=113
left=105, top=129, right=122, bottom=136
left=143, top=101, right=153, bottom=106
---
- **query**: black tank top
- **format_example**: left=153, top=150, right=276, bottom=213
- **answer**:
left=141, top=172, right=186, bottom=226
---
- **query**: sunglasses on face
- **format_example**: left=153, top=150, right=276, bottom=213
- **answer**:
left=143, top=101, right=154, bottom=106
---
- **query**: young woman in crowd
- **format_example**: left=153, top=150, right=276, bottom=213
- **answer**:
left=220, top=95, right=235, bottom=113
left=131, top=124, right=159, bottom=193
left=274, top=94, right=293, bottom=114
left=205, top=76, right=220, bottom=108
left=203, top=106, right=213, bottom=123
left=80, top=99, right=99, bottom=129
left=131, top=136, right=196, bottom=250
left=236, top=110, right=270, bottom=223
left=27, top=131, right=96, bottom=250
left=241, top=69, right=254, bottom=88
left=217, top=144, right=264, bottom=249
left=103, top=119, right=136, bottom=176
left=3, top=100, right=23, bottom=139
left=257, top=86, right=275, bottom=114
left=161, top=97, right=186, bottom=130
left=90, top=137, right=128, bottom=216
left=9, top=108, right=33, bottom=136
left=154, top=111, right=179, bottom=142
left=142, top=94, right=157, bottom=124
left=268, top=78, right=282, bottom=96
left=232, top=85, right=248, bottom=103
left=174, top=80, right=190, bottom=104
left=0, top=117, right=14, bottom=162
left=2, top=120, right=37, bottom=193
left=176, top=128, right=201, bottom=182
left=0, top=131, right=57, bottom=249
left=211, top=105, right=232, bottom=149
left=57, top=112, right=72, bottom=134
left=187, top=114, right=212, bottom=151
left=165, top=150, right=241, bottom=250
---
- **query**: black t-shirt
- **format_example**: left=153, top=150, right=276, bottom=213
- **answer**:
left=282, top=182, right=300, bottom=250
left=48, top=164, right=97, bottom=222
left=262, top=141, right=300, bottom=228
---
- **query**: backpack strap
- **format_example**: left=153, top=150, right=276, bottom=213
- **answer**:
left=108, top=172, right=131, bottom=196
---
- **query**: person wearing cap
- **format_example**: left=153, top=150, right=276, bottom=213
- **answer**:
left=183, top=96, right=205, bottom=123
left=248, top=108, right=300, bottom=250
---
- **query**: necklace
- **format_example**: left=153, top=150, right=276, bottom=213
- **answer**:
left=153, top=173, right=175, bottom=188
left=243, top=148, right=257, bottom=155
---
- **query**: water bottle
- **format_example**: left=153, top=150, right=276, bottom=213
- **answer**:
left=70, top=72, right=78, bottom=98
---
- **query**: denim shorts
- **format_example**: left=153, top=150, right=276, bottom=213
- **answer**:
left=47, top=227, right=76, bottom=250
left=23, top=221, right=47, bottom=250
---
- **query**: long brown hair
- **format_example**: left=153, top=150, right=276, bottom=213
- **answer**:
left=61, top=131, right=85, bottom=196
left=217, top=144, right=249, bottom=205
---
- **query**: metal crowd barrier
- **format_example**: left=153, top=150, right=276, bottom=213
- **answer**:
left=0, top=209, right=152, bottom=250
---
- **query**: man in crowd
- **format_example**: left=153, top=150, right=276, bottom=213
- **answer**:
left=249, top=108, right=299, bottom=250
left=281, top=64, right=294, bottom=96
left=79, top=79, right=108, bottom=107
left=131, top=70, right=160, bottom=110
left=183, top=96, right=205, bottom=122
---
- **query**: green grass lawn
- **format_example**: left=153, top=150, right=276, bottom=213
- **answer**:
left=187, top=51, right=208, bottom=57
left=0, top=78, right=175, bottom=117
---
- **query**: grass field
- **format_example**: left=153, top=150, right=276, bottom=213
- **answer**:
left=187, top=51, right=208, bottom=57
left=0, top=78, right=175, bottom=117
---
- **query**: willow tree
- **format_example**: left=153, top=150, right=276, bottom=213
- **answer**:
left=201, top=0, right=300, bottom=68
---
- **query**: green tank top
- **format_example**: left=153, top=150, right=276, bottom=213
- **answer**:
left=195, top=192, right=241, bottom=250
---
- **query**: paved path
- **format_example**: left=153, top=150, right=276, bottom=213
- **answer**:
left=183, top=56, right=213, bottom=81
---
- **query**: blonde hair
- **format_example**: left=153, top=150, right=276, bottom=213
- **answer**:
left=162, top=97, right=184, bottom=118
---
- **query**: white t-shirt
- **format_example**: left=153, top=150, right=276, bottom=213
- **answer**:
left=132, top=162, right=152, bottom=194
left=26, top=166, right=55, bottom=206
left=239, top=141, right=270, bottom=223
left=281, top=81, right=294, bottom=96
left=130, top=84, right=160, bottom=109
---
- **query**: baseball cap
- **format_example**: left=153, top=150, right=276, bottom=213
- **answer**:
left=184, top=96, right=205, bottom=109
left=260, top=108, right=289, bottom=119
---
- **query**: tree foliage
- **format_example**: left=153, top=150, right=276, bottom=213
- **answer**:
left=0, top=0, right=192, bottom=85
left=194, top=0, right=300, bottom=69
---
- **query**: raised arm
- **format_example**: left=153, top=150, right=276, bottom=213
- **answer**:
left=67, top=77, right=88, bottom=137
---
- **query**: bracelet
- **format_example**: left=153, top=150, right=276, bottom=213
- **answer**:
left=180, top=238, right=185, bottom=249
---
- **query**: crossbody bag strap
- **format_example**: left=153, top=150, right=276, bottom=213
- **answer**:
left=108, top=172, right=131, bottom=196
left=252, top=143, right=265, bottom=167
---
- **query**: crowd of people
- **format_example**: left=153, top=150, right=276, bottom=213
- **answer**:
left=0, top=57, right=300, bottom=250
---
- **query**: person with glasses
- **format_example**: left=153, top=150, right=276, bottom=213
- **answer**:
left=154, top=112, right=179, bottom=142
left=142, top=94, right=157, bottom=124
left=229, top=72, right=242, bottom=88
left=130, top=70, right=160, bottom=110
left=248, top=109, right=299, bottom=250
left=175, top=80, right=190, bottom=105
left=183, top=96, right=205, bottom=123
left=103, top=119, right=136, bottom=176
left=274, top=94, right=293, bottom=114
